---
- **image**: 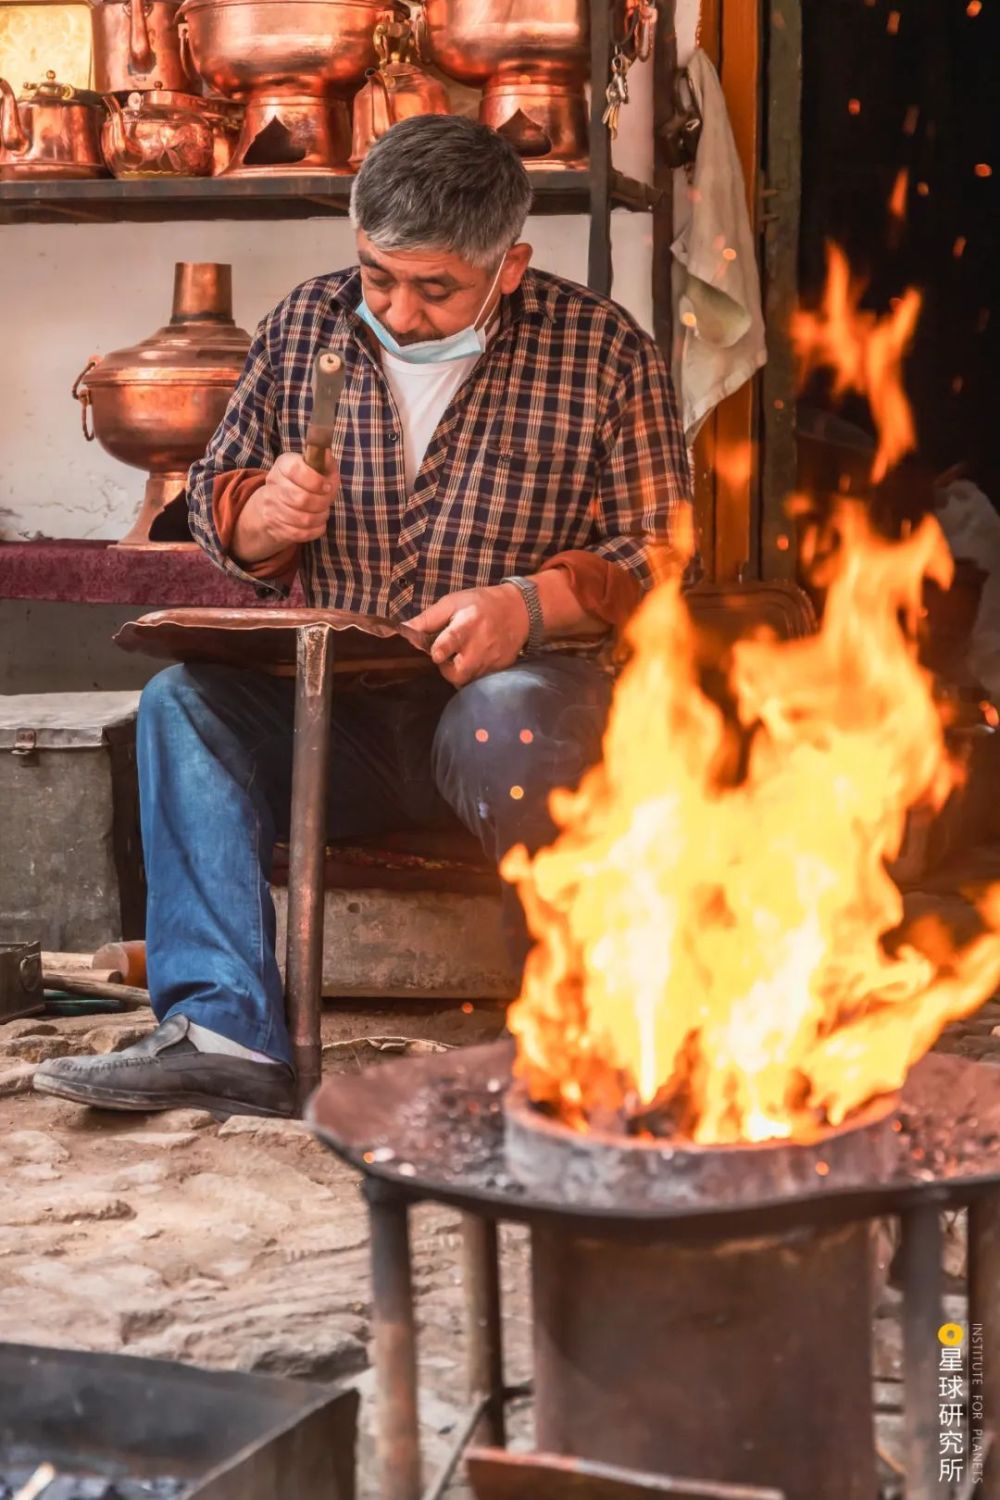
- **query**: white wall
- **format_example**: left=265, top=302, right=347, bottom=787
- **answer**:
left=0, top=0, right=699, bottom=542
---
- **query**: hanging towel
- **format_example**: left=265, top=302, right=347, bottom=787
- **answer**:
left=671, top=47, right=767, bottom=443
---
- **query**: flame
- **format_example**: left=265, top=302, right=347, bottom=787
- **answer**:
left=505, top=509, right=1000, bottom=1143
left=790, top=244, right=921, bottom=483
left=503, top=247, right=1000, bottom=1147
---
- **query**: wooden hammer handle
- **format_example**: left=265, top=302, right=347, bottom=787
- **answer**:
left=304, top=350, right=345, bottom=474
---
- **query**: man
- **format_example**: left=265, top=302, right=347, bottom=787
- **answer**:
left=36, top=115, right=689, bottom=1118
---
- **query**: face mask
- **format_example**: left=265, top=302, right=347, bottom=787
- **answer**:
left=355, top=257, right=505, bottom=365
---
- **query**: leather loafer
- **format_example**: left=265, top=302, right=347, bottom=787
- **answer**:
left=33, top=1014, right=296, bottom=1118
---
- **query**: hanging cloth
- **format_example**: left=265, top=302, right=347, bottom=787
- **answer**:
left=671, top=47, right=767, bottom=443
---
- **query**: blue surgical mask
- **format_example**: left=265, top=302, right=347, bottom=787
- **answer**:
left=355, top=258, right=504, bottom=365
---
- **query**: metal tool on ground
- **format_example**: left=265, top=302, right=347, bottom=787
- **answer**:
left=39, top=946, right=150, bottom=1007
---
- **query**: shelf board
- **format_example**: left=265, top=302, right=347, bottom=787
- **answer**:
left=0, top=167, right=657, bottom=225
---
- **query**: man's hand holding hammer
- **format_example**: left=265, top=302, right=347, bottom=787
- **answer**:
left=233, top=349, right=344, bottom=565
left=231, top=452, right=338, bottom=564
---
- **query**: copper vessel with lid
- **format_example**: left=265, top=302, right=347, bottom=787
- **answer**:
left=71, top=263, right=252, bottom=546
left=102, top=87, right=215, bottom=176
left=0, top=72, right=107, bottom=178
left=91, top=0, right=196, bottom=95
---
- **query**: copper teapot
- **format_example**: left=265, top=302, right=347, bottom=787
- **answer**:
left=350, top=10, right=449, bottom=168
left=0, top=72, right=107, bottom=179
left=102, top=87, right=214, bottom=176
left=91, top=0, right=196, bottom=95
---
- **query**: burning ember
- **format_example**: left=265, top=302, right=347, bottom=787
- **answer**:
left=503, top=247, right=1000, bottom=1148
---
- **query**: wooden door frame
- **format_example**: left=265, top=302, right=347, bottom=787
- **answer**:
left=690, top=0, right=801, bottom=583
left=692, top=0, right=761, bottom=583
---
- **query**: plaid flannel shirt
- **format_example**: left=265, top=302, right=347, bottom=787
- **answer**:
left=187, top=266, right=690, bottom=618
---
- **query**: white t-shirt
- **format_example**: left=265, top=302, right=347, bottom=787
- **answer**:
left=379, top=346, right=483, bottom=493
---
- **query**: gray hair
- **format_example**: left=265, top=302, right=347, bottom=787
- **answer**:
left=350, top=115, right=533, bottom=268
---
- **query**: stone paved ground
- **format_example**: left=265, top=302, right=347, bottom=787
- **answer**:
left=0, top=998, right=528, bottom=1498
left=2, top=981, right=999, bottom=1497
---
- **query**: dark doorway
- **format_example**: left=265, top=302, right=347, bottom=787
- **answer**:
left=798, top=0, right=996, bottom=507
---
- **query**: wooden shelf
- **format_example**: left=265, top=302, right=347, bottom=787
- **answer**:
left=0, top=167, right=657, bottom=225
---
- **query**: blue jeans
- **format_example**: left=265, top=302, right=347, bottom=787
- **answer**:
left=136, top=656, right=613, bottom=1064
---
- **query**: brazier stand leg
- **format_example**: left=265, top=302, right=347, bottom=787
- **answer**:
left=285, top=623, right=334, bottom=1111
left=900, top=1204, right=944, bottom=1500
left=462, top=1213, right=506, bottom=1447
left=367, top=1180, right=422, bottom=1500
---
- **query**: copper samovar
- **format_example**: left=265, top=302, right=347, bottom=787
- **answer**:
left=176, top=0, right=382, bottom=174
left=350, top=10, right=449, bottom=168
left=102, top=88, right=215, bottom=175
left=0, top=72, right=107, bottom=178
left=71, top=263, right=252, bottom=546
left=90, top=0, right=196, bottom=94
left=417, top=0, right=589, bottom=165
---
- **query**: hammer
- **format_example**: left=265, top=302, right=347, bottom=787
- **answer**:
left=303, top=349, right=345, bottom=474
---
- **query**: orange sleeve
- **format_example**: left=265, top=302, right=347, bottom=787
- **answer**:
left=211, top=469, right=300, bottom=586
left=538, top=549, right=643, bottom=632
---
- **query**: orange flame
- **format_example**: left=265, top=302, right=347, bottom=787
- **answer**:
left=503, top=248, right=1000, bottom=1146
left=790, top=244, right=921, bottom=483
left=504, top=510, right=1000, bottom=1143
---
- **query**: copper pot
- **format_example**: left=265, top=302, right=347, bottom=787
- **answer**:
left=176, top=0, right=380, bottom=172
left=72, top=263, right=252, bottom=546
left=418, top=0, right=589, bottom=164
left=350, top=10, right=449, bottom=167
left=102, top=88, right=214, bottom=176
left=176, top=0, right=380, bottom=97
left=419, top=0, right=587, bottom=83
left=90, top=0, right=196, bottom=94
left=0, top=72, right=107, bottom=179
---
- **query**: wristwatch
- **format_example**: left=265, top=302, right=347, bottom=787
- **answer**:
left=500, top=575, right=546, bottom=654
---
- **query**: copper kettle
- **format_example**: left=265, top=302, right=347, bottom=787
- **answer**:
left=91, top=0, right=196, bottom=95
left=102, top=87, right=215, bottom=176
left=350, top=10, right=449, bottom=168
left=0, top=72, right=107, bottom=179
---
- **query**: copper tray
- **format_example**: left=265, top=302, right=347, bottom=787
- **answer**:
left=114, top=606, right=433, bottom=674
